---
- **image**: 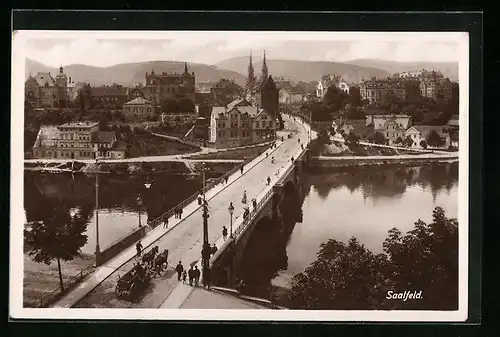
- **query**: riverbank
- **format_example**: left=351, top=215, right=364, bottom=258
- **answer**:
left=309, top=154, right=458, bottom=169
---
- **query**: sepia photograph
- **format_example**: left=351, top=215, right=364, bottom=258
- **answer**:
left=10, top=29, right=469, bottom=321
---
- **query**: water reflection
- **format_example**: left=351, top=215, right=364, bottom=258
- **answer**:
left=239, top=162, right=459, bottom=304
left=24, top=172, right=202, bottom=254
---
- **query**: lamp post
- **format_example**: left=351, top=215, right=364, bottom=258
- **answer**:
left=200, top=162, right=211, bottom=287
left=228, top=202, right=234, bottom=238
left=94, top=159, right=101, bottom=265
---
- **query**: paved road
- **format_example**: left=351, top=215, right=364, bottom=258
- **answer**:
left=71, top=116, right=307, bottom=309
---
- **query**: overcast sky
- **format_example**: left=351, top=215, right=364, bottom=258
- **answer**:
left=18, top=31, right=466, bottom=67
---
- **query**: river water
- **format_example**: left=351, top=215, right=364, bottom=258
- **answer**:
left=23, top=171, right=203, bottom=254
left=238, top=162, right=459, bottom=301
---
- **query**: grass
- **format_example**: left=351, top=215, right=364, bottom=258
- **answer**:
left=134, top=133, right=200, bottom=157
left=188, top=144, right=272, bottom=160
left=23, top=253, right=96, bottom=308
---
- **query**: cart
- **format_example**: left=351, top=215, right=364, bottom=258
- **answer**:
left=115, top=264, right=152, bottom=299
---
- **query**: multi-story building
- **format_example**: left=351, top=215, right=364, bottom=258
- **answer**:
left=359, top=77, right=420, bottom=104
left=366, top=114, right=413, bottom=146
left=91, top=84, right=129, bottom=108
left=279, top=88, right=304, bottom=104
left=138, top=63, right=196, bottom=106
left=404, top=125, right=451, bottom=149
left=122, top=97, right=156, bottom=121
left=316, top=74, right=350, bottom=99
left=211, top=79, right=244, bottom=105
left=32, top=121, right=126, bottom=160
left=210, top=73, right=278, bottom=149
left=25, top=66, right=76, bottom=108
left=419, top=77, right=453, bottom=102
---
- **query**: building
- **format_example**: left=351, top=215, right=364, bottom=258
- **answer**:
left=209, top=80, right=278, bottom=149
left=419, top=77, right=453, bottom=102
left=91, top=84, right=129, bottom=108
left=139, top=63, right=196, bottom=106
left=359, top=77, right=420, bottom=104
left=122, top=97, right=156, bottom=121
left=404, top=125, right=451, bottom=149
left=211, top=79, right=244, bottom=105
left=25, top=66, right=76, bottom=108
left=316, top=75, right=350, bottom=99
left=279, top=88, right=304, bottom=104
left=367, top=114, right=412, bottom=146
left=32, top=121, right=126, bottom=160
left=339, top=119, right=367, bottom=135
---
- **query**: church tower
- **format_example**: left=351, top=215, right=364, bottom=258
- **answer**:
left=261, top=50, right=269, bottom=81
left=260, top=75, right=278, bottom=118
left=246, top=51, right=256, bottom=92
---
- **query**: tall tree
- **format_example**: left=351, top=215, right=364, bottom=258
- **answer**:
left=24, top=201, right=88, bottom=292
left=290, top=237, right=392, bottom=309
left=323, top=85, right=348, bottom=112
left=426, top=130, right=444, bottom=148
left=348, top=86, right=361, bottom=106
left=373, top=131, right=387, bottom=145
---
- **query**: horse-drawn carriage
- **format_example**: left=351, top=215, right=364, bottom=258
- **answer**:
left=115, top=263, right=152, bottom=298
left=115, top=245, right=169, bottom=299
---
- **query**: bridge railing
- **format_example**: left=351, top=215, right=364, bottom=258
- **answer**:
left=232, top=188, right=275, bottom=242
left=147, top=146, right=267, bottom=229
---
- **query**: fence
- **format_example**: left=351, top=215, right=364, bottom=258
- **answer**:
left=147, top=150, right=260, bottom=229
left=37, top=263, right=95, bottom=308
left=232, top=188, right=274, bottom=242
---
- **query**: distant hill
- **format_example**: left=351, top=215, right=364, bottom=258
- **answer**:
left=25, top=59, right=247, bottom=87
left=215, top=56, right=390, bottom=84
left=344, top=59, right=459, bottom=81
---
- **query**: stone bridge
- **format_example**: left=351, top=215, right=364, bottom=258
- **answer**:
left=209, top=147, right=310, bottom=288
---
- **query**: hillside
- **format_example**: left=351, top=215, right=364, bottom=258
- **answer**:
left=344, top=59, right=459, bottom=81
left=25, top=59, right=247, bottom=87
left=215, top=56, right=390, bottom=84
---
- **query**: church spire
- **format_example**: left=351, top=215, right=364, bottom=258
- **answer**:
left=246, top=50, right=256, bottom=91
left=261, top=49, right=268, bottom=80
left=184, top=62, right=188, bottom=73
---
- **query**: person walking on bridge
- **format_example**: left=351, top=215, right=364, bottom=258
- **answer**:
left=222, top=226, right=228, bottom=241
left=163, top=217, right=169, bottom=229
left=136, top=241, right=143, bottom=258
left=175, top=261, right=184, bottom=281
left=194, top=265, right=201, bottom=286
left=242, top=190, right=247, bottom=204
left=267, top=176, right=271, bottom=186
left=240, top=165, right=244, bottom=175
left=188, top=266, right=195, bottom=286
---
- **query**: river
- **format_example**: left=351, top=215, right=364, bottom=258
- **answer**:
left=24, top=171, right=204, bottom=254
left=238, top=162, right=459, bottom=302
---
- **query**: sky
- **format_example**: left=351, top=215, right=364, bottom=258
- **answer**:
left=17, top=31, right=466, bottom=68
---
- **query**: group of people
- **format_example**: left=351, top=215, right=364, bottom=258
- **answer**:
left=175, top=261, right=202, bottom=287
left=173, top=206, right=184, bottom=219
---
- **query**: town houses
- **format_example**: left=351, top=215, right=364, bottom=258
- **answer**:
left=32, top=121, right=127, bottom=160
left=316, top=74, right=350, bottom=99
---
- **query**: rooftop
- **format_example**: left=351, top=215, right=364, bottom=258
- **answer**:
left=124, top=97, right=152, bottom=105
left=58, top=121, right=99, bottom=129
left=92, top=131, right=116, bottom=143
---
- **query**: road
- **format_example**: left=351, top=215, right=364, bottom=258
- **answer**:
left=71, top=116, right=307, bottom=308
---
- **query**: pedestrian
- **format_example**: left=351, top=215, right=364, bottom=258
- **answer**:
left=266, top=152, right=268, bottom=158
left=136, top=241, right=143, bottom=258
left=252, top=198, right=257, bottom=210
left=267, top=176, right=271, bottom=185
left=240, top=166, right=244, bottom=175
left=222, top=226, right=228, bottom=241
left=194, top=266, right=200, bottom=286
left=179, top=208, right=183, bottom=219
left=225, top=175, right=229, bottom=184
left=188, top=266, right=194, bottom=286
left=301, top=144, right=304, bottom=150
left=291, top=156, right=294, bottom=163
left=197, top=193, right=203, bottom=205
left=174, top=207, right=178, bottom=219
left=182, top=270, right=187, bottom=284
left=211, top=244, right=218, bottom=256
left=175, top=261, right=184, bottom=281
left=163, top=217, right=169, bottom=229
left=298, top=138, right=300, bottom=144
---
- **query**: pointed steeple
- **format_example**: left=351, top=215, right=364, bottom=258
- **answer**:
left=246, top=50, right=256, bottom=91
left=261, top=49, right=268, bottom=80
left=184, top=62, right=188, bottom=73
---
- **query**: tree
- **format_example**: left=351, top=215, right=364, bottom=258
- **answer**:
left=426, top=130, right=444, bottom=148
left=394, top=137, right=403, bottom=145
left=178, top=98, right=195, bottom=112
left=373, top=131, right=387, bottom=145
left=347, top=86, right=361, bottom=106
left=345, top=104, right=365, bottom=120
left=382, top=207, right=458, bottom=309
left=24, top=201, right=88, bottom=292
left=317, top=128, right=330, bottom=145
left=290, top=207, right=458, bottom=310
left=345, top=131, right=360, bottom=146
left=161, top=99, right=179, bottom=113
left=290, top=237, right=392, bottom=309
left=323, top=85, right=348, bottom=112
left=420, top=140, right=427, bottom=149
left=402, top=135, right=414, bottom=148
